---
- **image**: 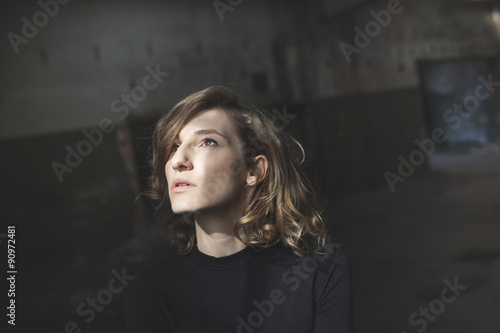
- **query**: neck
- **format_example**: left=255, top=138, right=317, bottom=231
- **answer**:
left=195, top=228, right=247, bottom=258
left=194, top=202, right=248, bottom=258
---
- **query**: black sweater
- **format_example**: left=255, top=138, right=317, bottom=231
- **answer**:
left=124, top=242, right=353, bottom=333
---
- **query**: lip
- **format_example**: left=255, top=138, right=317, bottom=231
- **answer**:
left=171, top=178, right=196, bottom=193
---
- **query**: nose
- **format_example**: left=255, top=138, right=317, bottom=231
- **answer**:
left=170, top=145, right=192, bottom=171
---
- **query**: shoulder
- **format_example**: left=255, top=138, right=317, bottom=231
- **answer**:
left=275, top=240, right=349, bottom=263
left=313, top=242, right=350, bottom=270
left=307, top=243, right=354, bottom=330
left=260, top=240, right=350, bottom=272
left=310, top=242, right=352, bottom=302
left=309, top=241, right=351, bottom=283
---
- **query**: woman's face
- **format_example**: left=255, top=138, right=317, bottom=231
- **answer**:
left=165, top=108, right=249, bottom=214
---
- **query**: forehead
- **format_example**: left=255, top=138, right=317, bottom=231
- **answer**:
left=177, top=108, right=238, bottom=138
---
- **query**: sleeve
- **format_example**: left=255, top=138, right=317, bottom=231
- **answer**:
left=124, top=274, right=171, bottom=333
left=313, top=247, right=354, bottom=333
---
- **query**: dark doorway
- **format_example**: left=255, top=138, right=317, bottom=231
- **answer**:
left=417, top=57, right=499, bottom=147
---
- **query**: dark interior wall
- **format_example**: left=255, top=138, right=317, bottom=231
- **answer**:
left=312, top=87, right=426, bottom=194
left=271, top=0, right=500, bottom=193
left=0, top=129, right=136, bottom=265
left=2, top=0, right=500, bottom=147
left=0, top=0, right=283, bottom=140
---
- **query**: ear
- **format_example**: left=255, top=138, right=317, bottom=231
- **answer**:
left=246, top=155, right=268, bottom=187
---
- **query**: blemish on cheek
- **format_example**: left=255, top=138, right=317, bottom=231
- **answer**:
left=227, top=159, right=245, bottom=176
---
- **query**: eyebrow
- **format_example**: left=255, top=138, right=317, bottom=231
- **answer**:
left=193, top=129, right=228, bottom=140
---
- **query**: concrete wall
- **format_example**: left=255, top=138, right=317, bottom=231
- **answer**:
left=316, top=0, right=500, bottom=94
left=0, top=0, right=280, bottom=140
left=281, top=0, right=500, bottom=190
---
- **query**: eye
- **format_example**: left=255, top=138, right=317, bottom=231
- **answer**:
left=200, top=137, right=218, bottom=147
left=170, top=143, right=180, bottom=154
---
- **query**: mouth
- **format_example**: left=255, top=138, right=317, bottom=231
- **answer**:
left=171, top=178, right=195, bottom=193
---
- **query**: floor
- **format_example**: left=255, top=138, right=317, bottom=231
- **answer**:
left=331, top=146, right=500, bottom=333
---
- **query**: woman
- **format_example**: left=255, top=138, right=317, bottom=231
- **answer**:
left=124, top=86, right=353, bottom=332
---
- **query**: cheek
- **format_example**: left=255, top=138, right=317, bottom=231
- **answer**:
left=227, top=158, right=246, bottom=177
left=211, top=153, right=243, bottom=176
left=164, top=162, right=172, bottom=184
left=219, top=162, right=247, bottom=190
left=199, top=159, right=243, bottom=192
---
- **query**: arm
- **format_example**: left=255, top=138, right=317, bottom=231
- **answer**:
left=313, top=247, right=354, bottom=333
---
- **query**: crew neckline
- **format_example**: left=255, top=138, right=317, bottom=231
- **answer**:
left=188, top=244, right=260, bottom=271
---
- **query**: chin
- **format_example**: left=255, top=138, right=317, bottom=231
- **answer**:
left=170, top=193, right=238, bottom=215
left=170, top=195, right=210, bottom=213
left=170, top=200, right=205, bottom=215
left=171, top=205, right=195, bottom=215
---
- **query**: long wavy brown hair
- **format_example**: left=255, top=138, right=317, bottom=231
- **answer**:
left=147, top=86, right=328, bottom=257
